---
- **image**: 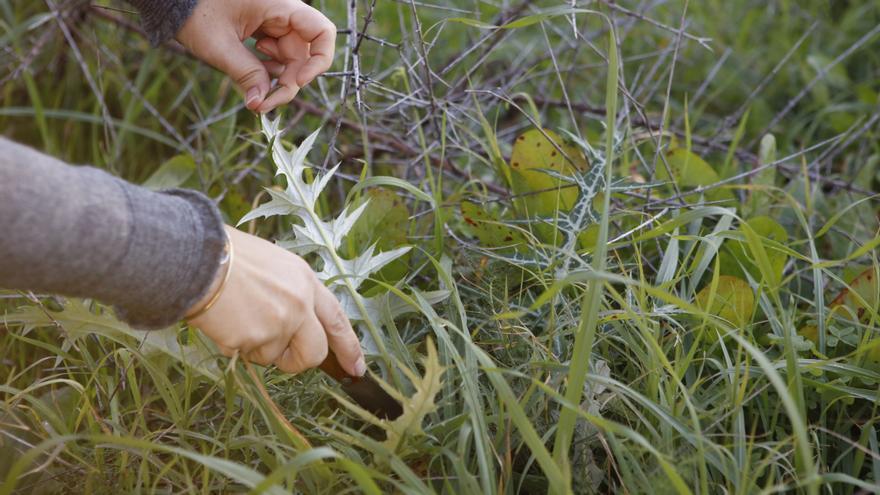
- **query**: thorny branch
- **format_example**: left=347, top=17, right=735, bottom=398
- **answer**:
left=9, top=0, right=877, bottom=218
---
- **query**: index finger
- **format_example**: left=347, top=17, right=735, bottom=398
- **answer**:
left=287, top=8, right=336, bottom=86
left=313, top=283, right=365, bottom=376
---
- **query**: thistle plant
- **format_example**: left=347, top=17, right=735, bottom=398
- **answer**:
left=239, top=115, right=444, bottom=360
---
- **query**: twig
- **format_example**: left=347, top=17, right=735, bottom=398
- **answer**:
left=599, top=0, right=712, bottom=50
left=750, top=22, right=880, bottom=148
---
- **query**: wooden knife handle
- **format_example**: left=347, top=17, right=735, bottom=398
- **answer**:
left=318, top=350, right=362, bottom=384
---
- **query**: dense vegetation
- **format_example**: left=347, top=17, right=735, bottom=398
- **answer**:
left=2, top=0, right=880, bottom=493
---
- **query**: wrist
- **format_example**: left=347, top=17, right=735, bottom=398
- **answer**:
left=186, top=226, right=234, bottom=320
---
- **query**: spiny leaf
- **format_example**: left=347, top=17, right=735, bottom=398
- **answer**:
left=253, top=117, right=416, bottom=350
left=381, top=339, right=445, bottom=454
left=237, top=188, right=298, bottom=225
left=251, top=116, right=448, bottom=356
left=329, top=339, right=446, bottom=456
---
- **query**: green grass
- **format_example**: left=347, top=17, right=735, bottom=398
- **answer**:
left=2, top=0, right=880, bottom=493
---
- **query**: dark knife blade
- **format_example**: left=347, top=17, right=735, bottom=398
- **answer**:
left=319, top=351, right=403, bottom=420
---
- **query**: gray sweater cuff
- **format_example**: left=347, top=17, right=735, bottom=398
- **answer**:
left=111, top=186, right=227, bottom=329
left=125, top=0, right=198, bottom=46
left=0, top=138, right=226, bottom=330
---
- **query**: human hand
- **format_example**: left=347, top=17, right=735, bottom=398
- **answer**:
left=187, top=226, right=365, bottom=376
left=176, top=0, right=336, bottom=113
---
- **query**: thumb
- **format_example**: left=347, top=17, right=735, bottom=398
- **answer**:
left=314, top=283, right=365, bottom=376
left=213, top=37, right=272, bottom=111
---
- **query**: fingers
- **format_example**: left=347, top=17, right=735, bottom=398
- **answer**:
left=283, top=7, right=335, bottom=87
left=250, top=7, right=336, bottom=112
left=247, top=338, right=289, bottom=367
left=314, top=284, right=365, bottom=376
left=297, top=30, right=335, bottom=87
left=255, top=37, right=281, bottom=59
left=262, top=60, right=285, bottom=78
left=211, top=36, right=272, bottom=110
left=275, top=314, right=328, bottom=374
left=256, top=82, right=300, bottom=113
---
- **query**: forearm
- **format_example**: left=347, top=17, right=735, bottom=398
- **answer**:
left=0, top=138, right=226, bottom=329
left=123, top=0, right=197, bottom=45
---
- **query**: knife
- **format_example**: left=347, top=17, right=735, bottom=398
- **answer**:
left=319, top=351, right=403, bottom=420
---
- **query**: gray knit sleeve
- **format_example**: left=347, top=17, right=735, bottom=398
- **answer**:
left=0, top=138, right=226, bottom=329
left=124, top=0, right=198, bottom=46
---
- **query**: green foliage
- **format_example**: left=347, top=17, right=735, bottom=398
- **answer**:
left=655, top=147, right=734, bottom=203
left=460, top=200, right=526, bottom=249
left=347, top=188, right=412, bottom=284
left=3, top=0, right=880, bottom=493
left=509, top=128, right=588, bottom=217
left=720, top=215, right=789, bottom=284
left=329, top=339, right=445, bottom=457
left=695, top=275, right=755, bottom=328
left=142, top=154, right=197, bottom=190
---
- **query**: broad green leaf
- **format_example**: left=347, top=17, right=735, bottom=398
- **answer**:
left=696, top=275, right=755, bottom=328
left=578, top=224, right=600, bottom=250
left=142, top=154, right=196, bottom=190
left=349, top=189, right=410, bottom=252
left=460, top=200, right=525, bottom=248
left=720, top=216, right=789, bottom=284
left=509, top=128, right=588, bottom=217
left=219, top=189, right=253, bottom=225
left=830, top=267, right=880, bottom=323
left=655, top=147, right=733, bottom=203
left=747, top=134, right=777, bottom=213
left=347, top=188, right=411, bottom=283
left=807, top=54, right=850, bottom=88
left=862, top=339, right=880, bottom=363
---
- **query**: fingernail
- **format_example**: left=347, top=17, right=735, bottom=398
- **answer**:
left=354, top=357, right=367, bottom=376
left=246, top=87, right=261, bottom=108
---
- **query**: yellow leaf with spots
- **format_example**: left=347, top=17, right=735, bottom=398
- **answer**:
left=461, top=200, right=525, bottom=248
left=509, top=129, right=588, bottom=217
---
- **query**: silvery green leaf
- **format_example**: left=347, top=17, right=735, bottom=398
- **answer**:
left=288, top=217, right=332, bottom=254
left=253, top=117, right=446, bottom=351
left=236, top=188, right=298, bottom=226
left=311, top=164, right=340, bottom=201
left=337, top=288, right=450, bottom=328
left=319, top=245, right=412, bottom=290
left=260, top=114, right=282, bottom=139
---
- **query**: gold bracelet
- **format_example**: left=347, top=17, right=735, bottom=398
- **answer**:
left=186, top=233, right=234, bottom=321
